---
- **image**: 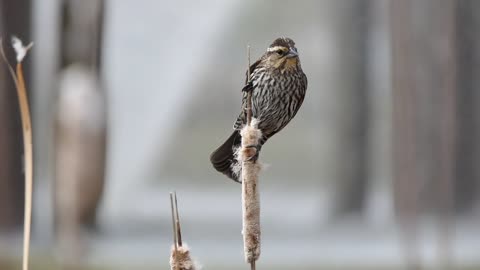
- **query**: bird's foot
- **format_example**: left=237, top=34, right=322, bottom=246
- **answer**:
left=242, top=81, right=254, bottom=92
left=242, top=144, right=259, bottom=162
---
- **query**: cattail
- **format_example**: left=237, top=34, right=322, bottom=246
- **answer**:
left=239, top=121, right=262, bottom=266
left=169, top=192, right=199, bottom=270
left=239, top=45, right=261, bottom=268
left=55, top=64, right=106, bottom=265
left=169, top=244, right=197, bottom=270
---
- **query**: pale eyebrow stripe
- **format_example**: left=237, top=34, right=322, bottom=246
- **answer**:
left=267, top=46, right=287, bottom=52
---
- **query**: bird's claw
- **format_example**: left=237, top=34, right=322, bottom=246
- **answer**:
left=243, top=144, right=259, bottom=162
left=242, top=81, right=254, bottom=92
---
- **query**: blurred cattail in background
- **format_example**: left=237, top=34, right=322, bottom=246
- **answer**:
left=54, top=64, right=106, bottom=264
left=53, top=0, right=106, bottom=267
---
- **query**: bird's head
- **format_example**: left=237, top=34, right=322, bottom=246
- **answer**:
left=263, top=37, right=300, bottom=72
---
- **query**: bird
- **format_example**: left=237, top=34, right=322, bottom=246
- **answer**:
left=210, top=37, right=307, bottom=182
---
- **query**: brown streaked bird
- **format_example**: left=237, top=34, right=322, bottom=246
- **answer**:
left=210, top=37, right=308, bottom=182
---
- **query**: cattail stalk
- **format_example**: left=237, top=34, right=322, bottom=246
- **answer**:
left=169, top=192, right=197, bottom=270
left=170, top=192, right=179, bottom=270
left=1, top=37, right=34, bottom=270
left=241, top=45, right=261, bottom=269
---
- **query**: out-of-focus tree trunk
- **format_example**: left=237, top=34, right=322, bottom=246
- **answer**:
left=390, top=0, right=421, bottom=269
left=364, top=0, right=395, bottom=226
left=54, top=0, right=106, bottom=267
left=391, top=0, right=457, bottom=269
left=327, top=0, right=369, bottom=215
left=0, top=0, right=31, bottom=231
left=432, top=1, right=456, bottom=269
left=456, top=0, right=480, bottom=213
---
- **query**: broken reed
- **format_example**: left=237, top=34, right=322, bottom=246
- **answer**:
left=169, top=192, right=197, bottom=270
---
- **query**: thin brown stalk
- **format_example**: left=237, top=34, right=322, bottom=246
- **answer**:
left=0, top=37, right=33, bottom=270
left=246, top=45, right=252, bottom=125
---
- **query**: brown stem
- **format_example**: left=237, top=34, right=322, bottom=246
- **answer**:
left=169, top=192, right=178, bottom=249
left=0, top=38, right=34, bottom=270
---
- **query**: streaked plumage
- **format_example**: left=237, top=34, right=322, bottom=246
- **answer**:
left=210, top=37, right=307, bottom=182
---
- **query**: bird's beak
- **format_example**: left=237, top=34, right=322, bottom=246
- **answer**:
left=286, top=48, right=298, bottom=58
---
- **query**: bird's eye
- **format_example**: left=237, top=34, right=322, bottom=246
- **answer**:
left=276, top=50, right=284, bottom=56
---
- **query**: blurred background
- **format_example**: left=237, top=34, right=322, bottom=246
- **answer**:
left=0, top=0, right=479, bottom=269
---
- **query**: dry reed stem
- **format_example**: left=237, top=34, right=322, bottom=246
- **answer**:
left=170, top=192, right=179, bottom=270
left=0, top=37, right=34, bottom=270
left=174, top=192, right=183, bottom=246
left=241, top=45, right=261, bottom=267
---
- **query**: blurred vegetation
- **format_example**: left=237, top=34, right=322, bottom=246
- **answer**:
left=0, top=0, right=479, bottom=269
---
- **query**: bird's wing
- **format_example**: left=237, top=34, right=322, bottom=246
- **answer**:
left=233, top=59, right=261, bottom=130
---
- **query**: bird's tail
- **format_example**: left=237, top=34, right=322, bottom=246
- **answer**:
left=210, top=130, right=242, bottom=182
